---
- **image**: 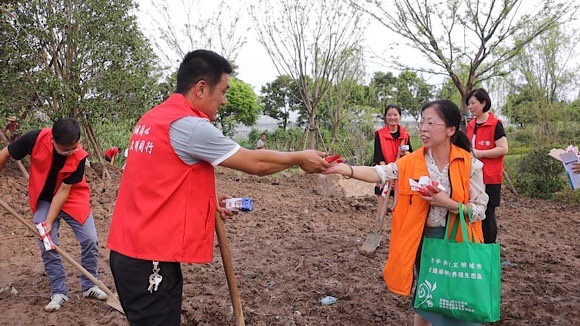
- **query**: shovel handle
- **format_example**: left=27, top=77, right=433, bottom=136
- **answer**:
left=215, top=212, right=245, bottom=326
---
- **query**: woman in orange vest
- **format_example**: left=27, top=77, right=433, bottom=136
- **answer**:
left=465, top=88, right=508, bottom=244
left=373, top=104, right=411, bottom=211
left=325, top=100, right=489, bottom=325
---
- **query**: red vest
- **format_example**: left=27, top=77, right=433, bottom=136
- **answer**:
left=107, top=94, right=217, bottom=263
left=105, top=147, right=119, bottom=157
left=466, top=113, right=504, bottom=184
left=383, top=146, right=483, bottom=296
left=29, top=129, right=91, bottom=224
left=376, top=125, right=411, bottom=164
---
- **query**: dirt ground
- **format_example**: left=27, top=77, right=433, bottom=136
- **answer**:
left=0, top=160, right=579, bottom=326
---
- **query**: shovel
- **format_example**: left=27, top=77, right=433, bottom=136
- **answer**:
left=0, top=198, right=124, bottom=314
left=215, top=212, right=245, bottom=326
left=360, top=181, right=392, bottom=254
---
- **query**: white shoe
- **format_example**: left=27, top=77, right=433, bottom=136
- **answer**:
left=83, top=286, right=107, bottom=301
left=45, top=293, right=69, bottom=312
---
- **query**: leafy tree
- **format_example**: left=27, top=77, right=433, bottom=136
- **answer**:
left=394, top=70, right=433, bottom=121
left=0, top=0, right=160, bottom=168
left=218, top=78, right=261, bottom=136
left=260, top=75, right=302, bottom=130
left=321, top=46, right=367, bottom=139
left=350, top=0, right=577, bottom=115
left=368, top=71, right=398, bottom=109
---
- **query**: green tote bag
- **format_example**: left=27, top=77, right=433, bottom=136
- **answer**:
left=413, top=204, right=501, bottom=323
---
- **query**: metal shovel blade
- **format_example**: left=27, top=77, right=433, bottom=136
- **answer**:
left=359, top=182, right=392, bottom=254
left=360, top=231, right=382, bottom=254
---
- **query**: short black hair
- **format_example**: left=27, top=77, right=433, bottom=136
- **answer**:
left=52, top=118, right=81, bottom=145
left=465, top=88, right=491, bottom=112
left=175, top=49, right=233, bottom=94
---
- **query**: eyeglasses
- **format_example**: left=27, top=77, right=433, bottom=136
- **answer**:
left=416, top=120, right=446, bottom=132
left=53, top=142, right=80, bottom=155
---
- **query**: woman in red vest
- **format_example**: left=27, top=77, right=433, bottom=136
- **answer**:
left=373, top=104, right=411, bottom=211
left=465, top=88, right=508, bottom=244
left=325, top=100, right=489, bottom=325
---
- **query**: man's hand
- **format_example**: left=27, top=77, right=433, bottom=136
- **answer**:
left=217, top=193, right=236, bottom=220
left=573, top=162, right=580, bottom=174
left=298, top=150, right=329, bottom=173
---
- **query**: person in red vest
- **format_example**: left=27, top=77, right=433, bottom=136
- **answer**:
left=465, top=88, right=508, bottom=244
left=107, top=49, right=329, bottom=325
left=104, top=146, right=120, bottom=165
left=324, top=100, right=489, bottom=325
left=373, top=104, right=412, bottom=213
left=0, top=118, right=107, bottom=312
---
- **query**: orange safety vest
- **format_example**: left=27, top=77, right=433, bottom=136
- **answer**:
left=376, top=125, right=411, bottom=164
left=107, top=93, right=217, bottom=263
left=465, top=113, right=504, bottom=184
left=383, top=145, right=484, bottom=296
left=28, top=129, right=91, bottom=224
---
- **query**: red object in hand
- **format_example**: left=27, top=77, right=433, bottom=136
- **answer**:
left=325, top=154, right=344, bottom=164
left=418, top=188, right=430, bottom=197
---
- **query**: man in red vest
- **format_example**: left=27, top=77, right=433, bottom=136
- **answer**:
left=0, top=118, right=107, bottom=312
left=107, top=49, right=329, bottom=325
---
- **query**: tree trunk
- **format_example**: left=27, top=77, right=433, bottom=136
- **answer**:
left=307, top=124, right=316, bottom=150
left=82, top=122, right=110, bottom=180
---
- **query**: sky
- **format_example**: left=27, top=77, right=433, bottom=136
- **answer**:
left=134, top=0, right=431, bottom=93
left=134, top=0, right=580, bottom=101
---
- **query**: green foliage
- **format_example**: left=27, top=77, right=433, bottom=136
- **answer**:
left=219, top=78, right=261, bottom=136
left=368, top=70, right=434, bottom=119
left=247, top=128, right=303, bottom=151
left=506, top=147, right=532, bottom=156
left=0, top=0, right=161, bottom=124
left=92, top=120, right=133, bottom=165
left=395, top=70, right=433, bottom=120
left=513, top=146, right=567, bottom=199
left=259, top=75, right=303, bottom=130
left=367, top=71, right=397, bottom=109
left=552, top=187, right=580, bottom=204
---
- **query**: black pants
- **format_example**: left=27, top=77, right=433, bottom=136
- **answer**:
left=110, top=251, right=183, bottom=326
left=482, top=206, right=497, bottom=244
left=483, top=184, right=501, bottom=244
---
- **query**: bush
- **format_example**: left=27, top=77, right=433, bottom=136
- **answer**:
left=553, top=187, right=580, bottom=204
left=513, top=146, right=567, bottom=199
left=507, top=147, right=532, bottom=155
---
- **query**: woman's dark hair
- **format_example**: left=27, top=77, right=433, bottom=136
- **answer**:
left=384, top=104, right=402, bottom=117
left=421, top=100, right=471, bottom=152
left=176, top=49, right=233, bottom=94
left=52, top=118, right=81, bottom=145
left=465, top=88, right=491, bottom=112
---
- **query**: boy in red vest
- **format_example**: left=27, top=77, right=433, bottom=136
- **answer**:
left=107, top=49, right=329, bottom=325
left=0, top=118, right=107, bottom=312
